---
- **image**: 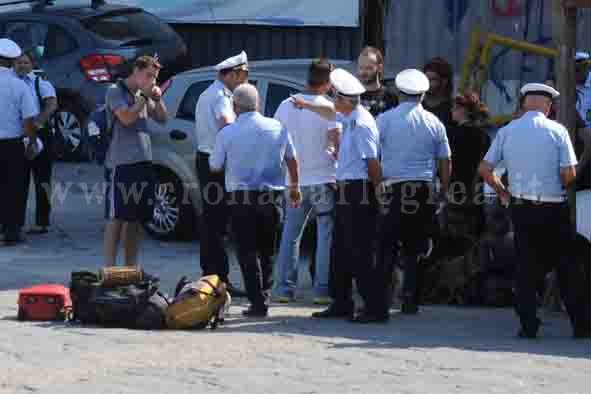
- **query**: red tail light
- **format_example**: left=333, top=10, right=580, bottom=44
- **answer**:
left=160, top=79, right=173, bottom=95
left=80, top=54, right=125, bottom=82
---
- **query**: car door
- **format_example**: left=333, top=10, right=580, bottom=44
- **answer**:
left=165, top=78, right=214, bottom=158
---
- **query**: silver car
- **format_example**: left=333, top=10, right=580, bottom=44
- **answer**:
left=145, top=59, right=353, bottom=240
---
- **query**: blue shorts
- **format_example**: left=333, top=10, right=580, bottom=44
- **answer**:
left=105, top=162, right=155, bottom=222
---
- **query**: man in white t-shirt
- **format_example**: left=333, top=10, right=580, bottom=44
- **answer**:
left=273, top=59, right=339, bottom=304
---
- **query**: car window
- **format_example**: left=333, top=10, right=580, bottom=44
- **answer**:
left=44, top=25, right=77, bottom=58
left=4, top=22, right=76, bottom=60
left=5, top=21, right=48, bottom=57
left=177, top=80, right=212, bottom=121
left=81, top=11, right=175, bottom=43
left=177, top=79, right=258, bottom=121
left=265, top=82, right=300, bottom=117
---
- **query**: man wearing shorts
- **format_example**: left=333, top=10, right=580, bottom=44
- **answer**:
left=103, top=56, right=168, bottom=266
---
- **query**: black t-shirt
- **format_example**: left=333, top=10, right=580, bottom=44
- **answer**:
left=577, top=155, right=591, bottom=191
left=361, top=87, right=399, bottom=117
left=447, top=123, right=491, bottom=199
left=424, top=99, right=453, bottom=128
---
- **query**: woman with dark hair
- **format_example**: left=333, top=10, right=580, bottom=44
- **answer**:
left=447, top=90, right=491, bottom=205
left=423, top=57, right=454, bottom=127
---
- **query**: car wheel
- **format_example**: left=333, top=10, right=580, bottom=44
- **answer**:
left=53, top=101, right=89, bottom=162
left=143, top=168, right=197, bottom=241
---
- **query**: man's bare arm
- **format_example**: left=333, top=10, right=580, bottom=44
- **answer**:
left=479, top=161, right=510, bottom=202
left=113, top=96, right=147, bottom=127
left=285, top=157, right=302, bottom=207
left=291, top=96, right=337, bottom=121
left=438, top=158, right=452, bottom=195
left=147, top=99, right=168, bottom=124
left=560, top=166, right=577, bottom=188
left=367, top=158, right=382, bottom=186
left=35, top=97, right=57, bottom=127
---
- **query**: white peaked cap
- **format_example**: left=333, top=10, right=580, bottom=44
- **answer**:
left=0, top=38, right=22, bottom=59
left=214, top=51, right=248, bottom=71
left=330, top=68, right=365, bottom=96
left=395, top=69, right=430, bottom=95
left=520, top=83, right=560, bottom=99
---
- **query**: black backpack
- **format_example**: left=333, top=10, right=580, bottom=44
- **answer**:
left=70, top=270, right=170, bottom=330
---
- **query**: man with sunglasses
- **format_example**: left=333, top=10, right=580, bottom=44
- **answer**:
left=194, top=51, right=249, bottom=296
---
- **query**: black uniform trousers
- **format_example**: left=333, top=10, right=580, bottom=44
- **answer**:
left=329, top=180, right=379, bottom=313
left=510, top=198, right=589, bottom=331
left=23, top=130, right=53, bottom=227
left=0, top=138, right=26, bottom=241
left=229, top=190, right=279, bottom=308
left=196, top=152, right=230, bottom=282
left=374, top=181, right=435, bottom=315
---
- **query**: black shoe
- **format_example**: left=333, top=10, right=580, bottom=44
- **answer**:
left=349, top=312, right=390, bottom=324
left=518, top=318, right=541, bottom=339
left=573, top=326, right=591, bottom=339
left=401, top=302, right=419, bottom=315
left=242, top=305, right=268, bottom=317
left=262, top=279, right=274, bottom=292
left=312, top=305, right=353, bottom=319
left=226, top=283, right=248, bottom=298
left=3, top=235, right=25, bottom=247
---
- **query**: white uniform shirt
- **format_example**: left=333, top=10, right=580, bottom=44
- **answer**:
left=377, top=102, right=451, bottom=184
left=576, top=84, right=591, bottom=128
left=335, top=106, right=379, bottom=181
left=210, top=111, right=296, bottom=192
left=484, top=111, right=577, bottom=198
left=483, top=128, right=506, bottom=196
left=274, top=93, right=338, bottom=186
left=19, top=72, right=57, bottom=114
left=0, top=67, right=38, bottom=139
left=194, top=79, right=235, bottom=154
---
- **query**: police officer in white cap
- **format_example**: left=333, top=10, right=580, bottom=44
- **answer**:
left=194, top=51, right=249, bottom=295
left=576, top=52, right=591, bottom=128
left=295, top=69, right=382, bottom=322
left=0, top=39, right=38, bottom=246
left=479, top=83, right=591, bottom=339
left=375, top=69, right=452, bottom=316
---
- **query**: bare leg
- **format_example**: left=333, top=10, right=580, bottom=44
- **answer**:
left=104, top=220, right=124, bottom=266
left=124, top=221, right=143, bottom=267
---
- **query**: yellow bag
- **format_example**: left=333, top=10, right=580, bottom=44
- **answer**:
left=166, top=275, right=229, bottom=330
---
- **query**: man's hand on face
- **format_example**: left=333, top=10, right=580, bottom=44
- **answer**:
left=148, top=85, right=162, bottom=101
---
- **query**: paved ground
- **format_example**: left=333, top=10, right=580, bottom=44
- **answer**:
left=0, top=163, right=589, bottom=394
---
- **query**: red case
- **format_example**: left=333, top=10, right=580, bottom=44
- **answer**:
left=17, top=284, right=72, bottom=321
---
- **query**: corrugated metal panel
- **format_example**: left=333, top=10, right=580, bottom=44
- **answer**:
left=384, top=0, right=591, bottom=82
left=171, top=23, right=360, bottom=69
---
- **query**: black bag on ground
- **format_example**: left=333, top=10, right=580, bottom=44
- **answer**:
left=70, top=270, right=170, bottom=330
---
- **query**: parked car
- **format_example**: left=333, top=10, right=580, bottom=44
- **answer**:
left=145, top=59, right=353, bottom=240
left=0, top=0, right=188, bottom=160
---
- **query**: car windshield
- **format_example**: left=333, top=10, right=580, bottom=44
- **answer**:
left=81, top=10, right=174, bottom=43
